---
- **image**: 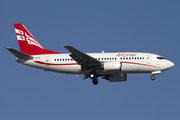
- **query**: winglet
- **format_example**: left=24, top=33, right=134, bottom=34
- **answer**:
left=6, top=48, right=33, bottom=59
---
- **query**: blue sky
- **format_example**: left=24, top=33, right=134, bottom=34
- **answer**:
left=0, top=0, right=179, bottom=120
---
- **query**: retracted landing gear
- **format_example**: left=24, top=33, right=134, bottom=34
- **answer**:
left=151, top=75, right=155, bottom=81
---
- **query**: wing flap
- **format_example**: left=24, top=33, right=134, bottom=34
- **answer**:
left=63, top=46, right=101, bottom=66
left=6, top=48, right=33, bottom=59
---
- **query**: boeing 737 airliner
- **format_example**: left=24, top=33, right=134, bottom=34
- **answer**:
left=7, top=24, right=174, bottom=85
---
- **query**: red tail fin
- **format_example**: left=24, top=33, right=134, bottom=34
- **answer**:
left=14, top=24, right=60, bottom=55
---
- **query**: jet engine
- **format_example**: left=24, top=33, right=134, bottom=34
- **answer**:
left=103, top=74, right=127, bottom=82
left=103, top=62, right=121, bottom=71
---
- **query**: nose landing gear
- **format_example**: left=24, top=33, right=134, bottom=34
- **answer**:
left=151, top=75, right=155, bottom=80
left=151, top=71, right=161, bottom=81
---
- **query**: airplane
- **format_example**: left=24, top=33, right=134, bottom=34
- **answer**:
left=7, top=24, right=174, bottom=85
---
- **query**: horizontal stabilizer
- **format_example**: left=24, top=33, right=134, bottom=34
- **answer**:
left=6, top=48, right=33, bottom=59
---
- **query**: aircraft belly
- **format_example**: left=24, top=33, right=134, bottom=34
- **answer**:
left=21, top=60, right=48, bottom=70
left=48, top=65, right=81, bottom=74
left=21, top=60, right=81, bottom=74
left=96, top=70, right=121, bottom=76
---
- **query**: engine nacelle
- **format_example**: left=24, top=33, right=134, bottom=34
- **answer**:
left=103, top=74, right=127, bottom=82
left=103, top=62, right=121, bottom=71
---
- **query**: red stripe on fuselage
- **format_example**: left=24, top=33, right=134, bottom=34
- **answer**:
left=121, top=61, right=160, bottom=68
left=34, top=61, right=78, bottom=65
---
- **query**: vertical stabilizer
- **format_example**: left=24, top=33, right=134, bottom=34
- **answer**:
left=14, top=24, right=60, bottom=55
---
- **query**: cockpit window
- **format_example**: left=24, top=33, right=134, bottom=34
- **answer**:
left=157, top=56, right=165, bottom=60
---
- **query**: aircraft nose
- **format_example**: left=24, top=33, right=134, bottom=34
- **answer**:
left=167, top=61, right=174, bottom=68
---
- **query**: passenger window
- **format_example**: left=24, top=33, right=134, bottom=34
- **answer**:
left=137, top=57, right=139, bottom=59
left=55, top=59, right=56, bottom=61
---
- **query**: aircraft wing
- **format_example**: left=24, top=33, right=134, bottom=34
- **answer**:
left=63, top=46, right=101, bottom=66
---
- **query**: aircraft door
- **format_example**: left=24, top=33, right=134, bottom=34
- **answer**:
left=146, top=55, right=151, bottom=64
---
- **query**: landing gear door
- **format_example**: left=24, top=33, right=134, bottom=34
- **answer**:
left=45, top=56, right=50, bottom=66
left=146, top=55, right=151, bottom=64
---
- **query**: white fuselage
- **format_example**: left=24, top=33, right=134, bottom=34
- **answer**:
left=8, top=23, right=175, bottom=85
left=18, top=52, right=174, bottom=76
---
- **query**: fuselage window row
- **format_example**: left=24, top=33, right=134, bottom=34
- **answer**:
left=55, top=58, right=73, bottom=61
left=54, top=57, right=144, bottom=62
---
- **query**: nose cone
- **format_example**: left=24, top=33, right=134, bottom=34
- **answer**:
left=167, top=61, right=174, bottom=69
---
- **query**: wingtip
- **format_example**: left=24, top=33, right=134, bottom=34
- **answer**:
left=6, top=47, right=12, bottom=50
left=63, top=45, right=73, bottom=48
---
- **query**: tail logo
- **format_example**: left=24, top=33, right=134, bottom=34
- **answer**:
left=15, top=28, right=43, bottom=48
